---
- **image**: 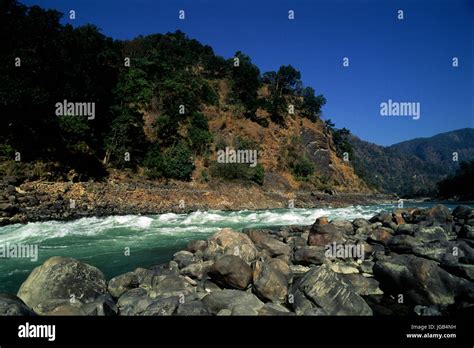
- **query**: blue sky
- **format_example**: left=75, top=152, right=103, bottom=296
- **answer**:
left=23, top=0, right=474, bottom=146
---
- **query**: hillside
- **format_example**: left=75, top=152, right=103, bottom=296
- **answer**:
left=350, top=128, right=474, bottom=197
left=0, top=1, right=370, bottom=196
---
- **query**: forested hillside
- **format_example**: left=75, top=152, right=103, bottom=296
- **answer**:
left=0, top=0, right=370, bottom=193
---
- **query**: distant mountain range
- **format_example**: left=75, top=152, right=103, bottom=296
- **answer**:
left=349, top=128, right=474, bottom=197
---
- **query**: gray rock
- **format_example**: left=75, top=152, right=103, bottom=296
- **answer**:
left=258, top=302, right=293, bottom=316
left=141, top=297, right=178, bottom=316
left=208, top=255, right=252, bottom=290
left=231, top=304, right=259, bottom=316
left=17, top=256, right=106, bottom=314
left=180, top=261, right=214, bottom=280
left=338, top=273, right=383, bottom=296
left=186, top=239, right=208, bottom=253
left=107, top=272, right=139, bottom=299
left=246, top=229, right=291, bottom=257
left=204, top=228, right=259, bottom=262
left=177, top=300, right=210, bottom=315
left=252, top=261, right=288, bottom=303
left=295, top=264, right=373, bottom=315
left=144, top=274, right=196, bottom=299
left=293, top=246, right=326, bottom=266
left=82, top=294, right=117, bottom=316
left=201, top=289, right=264, bottom=314
left=0, top=294, right=35, bottom=316
left=172, top=250, right=196, bottom=269
left=117, top=288, right=153, bottom=316
left=373, top=254, right=471, bottom=306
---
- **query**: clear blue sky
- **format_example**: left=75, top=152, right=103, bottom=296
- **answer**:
left=23, top=0, right=474, bottom=146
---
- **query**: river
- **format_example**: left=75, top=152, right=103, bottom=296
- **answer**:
left=0, top=202, right=468, bottom=294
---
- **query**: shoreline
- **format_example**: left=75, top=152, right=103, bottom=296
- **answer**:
left=1, top=203, right=473, bottom=316
left=0, top=177, right=397, bottom=226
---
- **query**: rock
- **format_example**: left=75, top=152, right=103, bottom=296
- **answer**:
left=267, top=258, right=291, bottom=279
left=107, top=272, right=139, bottom=299
left=0, top=294, right=35, bottom=316
left=331, top=220, right=355, bottom=235
left=205, top=228, right=258, bottom=263
left=148, top=262, right=179, bottom=276
left=246, top=230, right=291, bottom=257
left=368, top=228, right=393, bottom=246
left=387, top=234, right=421, bottom=254
left=414, top=205, right=452, bottom=227
left=338, top=273, right=383, bottom=296
left=258, top=302, right=293, bottom=316
left=396, top=224, right=418, bottom=236
left=177, top=300, right=210, bottom=315
left=460, top=225, right=474, bottom=239
left=414, top=305, right=442, bottom=316
left=82, top=294, right=117, bottom=316
left=141, top=297, right=178, bottom=316
left=17, top=256, right=106, bottom=314
left=117, top=288, right=153, bottom=316
left=414, top=226, right=449, bottom=243
left=216, top=309, right=232, bottom=316
left=294, top=264, right=373, bottom=315
left=441, top=264, right=474, bottom=281
left=252, top=261, right=288, bottom=303
left=144, top=274, right=195, bottom=299
left=231, top=304, right=259, bottom=316
left=172, top=250, right=196, bottom=269
left=329, top=263, right=359, bottom=274
left=452, top=205, right=474, bottom=220
left=293, top=246, right=326, bottom=266
left=289, top=264, right=311, bottom=275
left=373, top=254, right=471, bottom=306
left=208, top=255, right=252, bottom=290
left=201, top=289, right=264, bottom=314
left=315, top=217, right=329, bottom=225
left=308, top=223, right=347, bottom=246
left=352, top=218, right=370, bottom=229
left=180, top=261, right=214, bottom=280
left=358, top=260, right=375, bottom=274
left=186, top=239, right=208, bottom=253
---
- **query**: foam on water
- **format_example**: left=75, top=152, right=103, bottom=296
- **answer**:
left=0, top=202, right=462, bottom=293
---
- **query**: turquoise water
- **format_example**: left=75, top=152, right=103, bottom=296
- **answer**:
left=0, top=202, right=468, bottom=294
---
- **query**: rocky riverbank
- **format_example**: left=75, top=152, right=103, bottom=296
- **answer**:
left=0, top=176, right=393, bottom=226
left=1, top=204, right=473, bottom=316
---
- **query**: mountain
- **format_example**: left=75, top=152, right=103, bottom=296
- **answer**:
left=350, top=128, right=474, bottom=197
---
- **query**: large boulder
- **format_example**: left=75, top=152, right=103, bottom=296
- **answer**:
left=17, top=256, right=106, bottom=314
left=413, top=205, right=452, bottom=227
left=204, top=228, right=258, bottom=263
left=0, top=294, right=35, bottom=316
left=293, top=264, right=373, bottom=316
left=201, top=289, right=264, bottom=314
left=452, top=205, right=474, bottom=220
left=293, top=246, right=326, bottom=266
left=252, top=261, right=288, bottom=303
left=246, top=230, right=291, bottom=257
left=308, top=221, right=348, bottom=246
left=373, top=254, right=471, bottom=306
left=208, top=255, right=252, bottom=290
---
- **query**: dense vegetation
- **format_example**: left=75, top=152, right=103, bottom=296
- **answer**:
left=0, top=0, right=326, bottom=185
left=437, top=161, right=474, bottom=201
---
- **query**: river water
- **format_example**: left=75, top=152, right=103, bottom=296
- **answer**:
left=0, top=202, right=468, bottom=294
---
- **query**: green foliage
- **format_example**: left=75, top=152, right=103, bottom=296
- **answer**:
left=291, top=156, right=315, bottom=179
left=187, top=113, right=213, bottom=155
left=209, top=162, right=264, bottom=185
left=300, top=87, right=326, bottom=122
left=437, top=161, right=474, bottom=201
left=144, top=142, right=194, bottom=180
